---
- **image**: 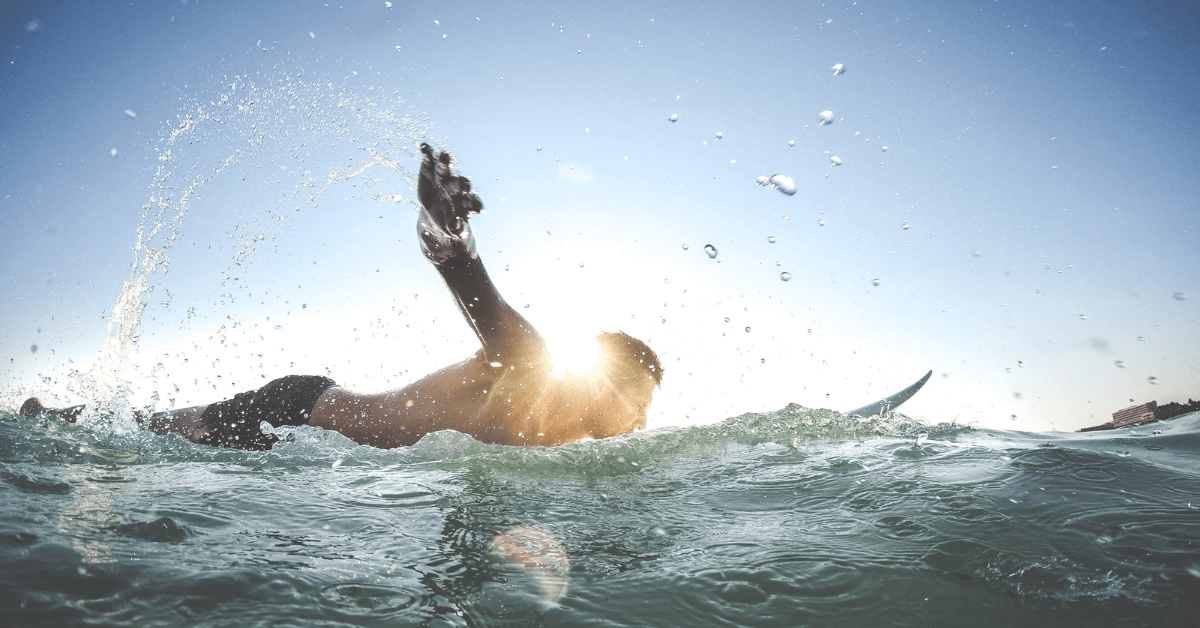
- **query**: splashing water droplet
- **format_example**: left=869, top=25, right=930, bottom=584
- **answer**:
left=829, top=155, right=842, bottom=167
left=681, top=244, right=689, bottom=250
left=818, top=110, right=835, bottom=125
left=872, top=278, right=881, bottom=286
left=767, top=236, right=777, bottom=243
left=832, top=63, right=845, bottom=75
left=768, top=174, right=796, bottom=195
left=669, top=113, right=679, bottom=123
left=780, top=271, right=792, bottom=281
left=916, top=433, right=928, bottom=446
left=704, top=244, right=718, bottom=258
left=1148, top=376, right=1159, bottom=385
left=715, top=131, right=723, bottom=139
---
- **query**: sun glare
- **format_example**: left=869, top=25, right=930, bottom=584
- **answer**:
left=548, top=334, right=601, bottom=378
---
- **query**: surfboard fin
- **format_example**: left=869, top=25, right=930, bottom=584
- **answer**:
left=844, top=370, right=932, bottom=418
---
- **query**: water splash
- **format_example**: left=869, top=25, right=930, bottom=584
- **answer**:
left=61, top=72, right=437, bottom=422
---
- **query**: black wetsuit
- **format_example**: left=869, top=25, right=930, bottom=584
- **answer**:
left=147, top=375, right=336, bottom=450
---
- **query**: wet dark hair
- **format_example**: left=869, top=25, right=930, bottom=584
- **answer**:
left=596, top=331, right=663, bottom=387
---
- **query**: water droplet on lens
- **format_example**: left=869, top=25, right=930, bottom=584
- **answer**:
left=818, top=110, right=835, bottom=125
left=745, top=326, right=751, bottom=333
left=788, top=139, right=795, bottom=146
left=1148, top=376, right=1159, bottom=385
left=872, top=278, right=881, bottom=286
left=715, top=131, right=723, bottom=139
left=818, top=220, right=825, bottom=226
left=1115, top=360, right=1125, bottom=368
left=682, top=244, right=689, bottom=250
left=768, top=174, right=796, bottom=195
left=704, top=244, right=718, bottom=258
left=767, top=236, right=777, bottom=243
left=780, top=271, right=792, bottom=281
left=669, top=113, right=679, bottom=123
left=829, top=155, right=842, bottom=166
left=832, top=63, right=845, bottom=75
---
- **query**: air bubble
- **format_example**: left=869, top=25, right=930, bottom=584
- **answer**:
left=829, top=155, right=841, bottom=167
left=902, top=222, right=911, bottom=230
left=669, top=113, right=678, bottom=123
left=788, top=139, right=795, bottom=146
left=704, top=244, right=718, bottom=258
left=818, top=110, right=835, bottom=125
left=768, top=236, right=777, bottom=243
left=682, top=244, right=689, bottom=250
left=724, top=317, right=730, bottom=323
left=768, top=174, right=796, bottom=195
left=832, top=63, right=845, bottom=75
left=745, top=327, right=751, bottom=333
left=872, top=278, right=881, bottom=286
left=577, top=49, right=582, bottom=54
left=880, top=145, right=888, bottom=152
left=1148, top=376, right=1159, bottom=385
left=780, top=271, right=792, bottom=281
left=715, top=131, right=723, bottom=139
left=536, top=145, right=542, bottom=151
left=1115, top=360, right=1125, bottom=368
left=818, top=220, right=825, bottom=226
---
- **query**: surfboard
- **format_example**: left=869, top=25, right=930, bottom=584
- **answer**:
left=844, top=370, right=932, bottom=418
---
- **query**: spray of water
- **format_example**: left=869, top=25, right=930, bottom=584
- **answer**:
left=60, top=71, right=440, bottom=424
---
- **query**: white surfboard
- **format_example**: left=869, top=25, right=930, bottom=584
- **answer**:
left=844, top=370, right=932, bottom=418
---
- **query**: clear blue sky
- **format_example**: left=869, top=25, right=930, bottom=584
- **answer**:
left=2, top=0, right=1197, bottom=431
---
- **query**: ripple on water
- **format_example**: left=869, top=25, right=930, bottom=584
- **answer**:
left=319, top=581, right=419, bottom=619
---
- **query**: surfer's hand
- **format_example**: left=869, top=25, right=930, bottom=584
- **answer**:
left=418, top=143, right=483, bottom=237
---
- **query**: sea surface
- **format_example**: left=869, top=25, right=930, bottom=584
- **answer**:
left=2, top=407, right=1198, bottom=627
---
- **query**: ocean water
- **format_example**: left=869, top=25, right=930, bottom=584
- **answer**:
left=2, top=406, right=1197, bottom=627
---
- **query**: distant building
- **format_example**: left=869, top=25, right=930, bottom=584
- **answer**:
left=1078, top=398, right=1200, bottom=432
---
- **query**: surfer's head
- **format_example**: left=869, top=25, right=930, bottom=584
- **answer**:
left=595, top=331, right=663, bottom=390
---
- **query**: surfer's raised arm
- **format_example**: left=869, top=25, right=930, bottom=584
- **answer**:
left=414, top=143, right=547, bottom=363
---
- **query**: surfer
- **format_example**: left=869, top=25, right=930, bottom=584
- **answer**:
left=20, top=144, right=663, bottom=450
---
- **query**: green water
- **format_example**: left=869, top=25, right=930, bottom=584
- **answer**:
left=2, top=408, right=1198, bottom=627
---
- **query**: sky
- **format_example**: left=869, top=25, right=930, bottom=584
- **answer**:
left=1, top=0, right=1197, bottom=432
